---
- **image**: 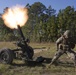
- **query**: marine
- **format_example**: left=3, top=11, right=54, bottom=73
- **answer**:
left=49, top=30, right=76, bottom=66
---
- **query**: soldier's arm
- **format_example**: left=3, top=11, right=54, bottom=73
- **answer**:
left=56, top=36, right=63, bottom=44
left=56, top=36, right=63, bottom=50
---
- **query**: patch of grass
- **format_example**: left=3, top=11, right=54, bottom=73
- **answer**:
left=0, top=42, right=76, bottom=75
left=0, top=42, right=17, bottom=49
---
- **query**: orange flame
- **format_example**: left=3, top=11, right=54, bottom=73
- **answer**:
left=2, top=5, right=28, bottom=29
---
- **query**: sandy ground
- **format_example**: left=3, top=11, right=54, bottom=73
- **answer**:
left=34, top=47, right=50, bottom=53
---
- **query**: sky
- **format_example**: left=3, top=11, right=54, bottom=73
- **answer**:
left=0, top=0, right=76, bottom=13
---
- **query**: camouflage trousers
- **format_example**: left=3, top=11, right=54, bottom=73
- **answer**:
left=51, top=45, right=76, bottom=66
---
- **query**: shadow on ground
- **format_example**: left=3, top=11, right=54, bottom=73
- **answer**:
left=58, top=61, right=75, bottom=67
left=11, top=57, right=75, bottom=68
left=11, top=57, right=52, bottom=67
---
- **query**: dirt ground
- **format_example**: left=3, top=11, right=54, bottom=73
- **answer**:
left=34, top=47, right=50, bottom=53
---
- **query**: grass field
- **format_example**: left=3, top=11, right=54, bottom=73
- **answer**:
left=0, top=42, right=76, bottom=75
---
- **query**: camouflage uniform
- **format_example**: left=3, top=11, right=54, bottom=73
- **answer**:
left=50, top=30, right=76, bottom=66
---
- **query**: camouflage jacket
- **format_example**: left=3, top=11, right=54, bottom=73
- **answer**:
left=56, top=36, right=75, bottom=49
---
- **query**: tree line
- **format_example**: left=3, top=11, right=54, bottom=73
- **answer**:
left=0, top=2, right=76, bottom=42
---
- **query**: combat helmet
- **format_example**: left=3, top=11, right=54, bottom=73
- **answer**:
left=63, top=30, right=71, bottom=38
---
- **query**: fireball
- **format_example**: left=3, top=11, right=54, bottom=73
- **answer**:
left=2, top=5, right=28, bottom=29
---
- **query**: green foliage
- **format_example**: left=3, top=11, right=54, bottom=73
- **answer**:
left=0, top=2, right=76, bottom=42
left=57, top=6, right=76, bottom=37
